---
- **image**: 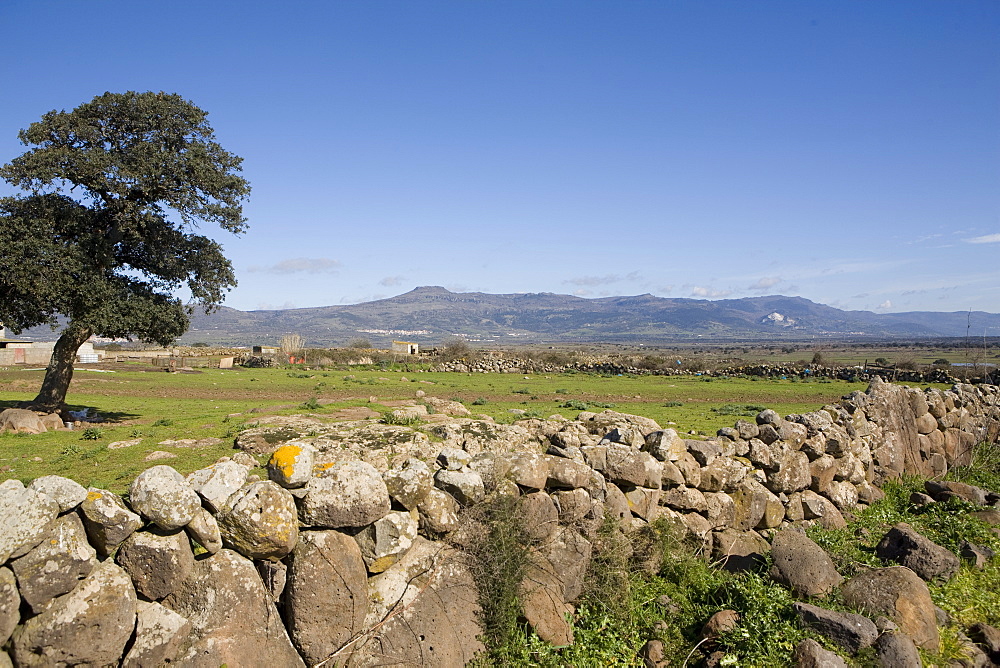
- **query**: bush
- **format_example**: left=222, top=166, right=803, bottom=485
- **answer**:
left=348, top=337, right=372, bottom=349
left=80, top=427, right=104, bottom=440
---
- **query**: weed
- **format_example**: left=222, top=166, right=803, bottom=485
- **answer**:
left=471, top=397, right=488, bottom=406
left=559, top=400, right=590, bottom=410
left=80, top=427, right=104, bottom=440
left=465, top=494, right=532, bottom=664
left=554, top=388, right=569, bottom=394
left=663, top=401, right=683, bottom=407
left=380, top=413, right=422, bottom=426
left=152, top=418, right=174, bottom=427
left=711, top=404, right=767, bottom=416
left=512, top=387, right=531, bottom=395
left=300, top=396, right=322, bottom=411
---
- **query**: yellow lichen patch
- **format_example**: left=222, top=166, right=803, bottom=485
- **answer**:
left=268, top=444, right=302, bottom=480
left=86, top=490, right=103, bottom=502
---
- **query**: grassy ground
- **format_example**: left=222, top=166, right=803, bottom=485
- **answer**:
left=0, top=362, right=950, bottom=492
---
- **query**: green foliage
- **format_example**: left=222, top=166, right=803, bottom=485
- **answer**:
left=151, top=418, right=174, bottom=427
left=711, top=403, right=767, bottom=416
left=80, top=427, right=104, bottom=440
left=663, top=401, right=683, bottom=407
left=300, top=396, right=321, bottom=411
left=0, top=91, right=249, bottom=408
left=466, top=495, right=532, bottom=665
left=471, top=397, right=488, bottom=406
left=380, top=412, right=421, bottom=426
left=348, top=337, right=372, bottom=349
left=512, top=387, right=531, bottom=394
left=554, top=388, right=569, bottom=394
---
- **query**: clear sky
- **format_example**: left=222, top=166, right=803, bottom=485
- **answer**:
left=1, top=1, right=998, bottom=315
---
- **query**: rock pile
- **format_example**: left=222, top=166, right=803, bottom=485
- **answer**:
left=0, top=378, right=996, bottom=666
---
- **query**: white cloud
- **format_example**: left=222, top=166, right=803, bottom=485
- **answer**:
left=247, top=257, right=341, bottom=274
left=379, top=275, right=405, bottom=286
left=877, top=300, right=892, bottom=310
left=965, top=233, right=1000, bottom=244
left=564, top=271, right=641, bottom=287
left=691, top=286, right=732, bottom=298
left=748, top=276, right=782, bottom=292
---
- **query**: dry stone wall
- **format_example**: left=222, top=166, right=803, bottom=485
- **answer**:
left=0, top=378, right=997, bottom=666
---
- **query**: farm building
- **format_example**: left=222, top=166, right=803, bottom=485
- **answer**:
left=391, top=341, right=419, bottom=355
left=0, top=325, right=101, bottom=365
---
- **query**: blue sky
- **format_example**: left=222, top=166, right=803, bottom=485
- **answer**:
left=2, top=1, right=998, bottom=315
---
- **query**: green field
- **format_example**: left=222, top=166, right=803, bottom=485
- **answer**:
left=0, top=362, right=951, bottom=492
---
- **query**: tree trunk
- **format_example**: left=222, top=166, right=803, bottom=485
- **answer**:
left=30, top=321, right=93, bottom=412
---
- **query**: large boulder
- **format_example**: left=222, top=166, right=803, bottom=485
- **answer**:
left=186, top=459, right=250, bottom=512
left=841, top=566, right=940, bottom=651
left=162, top=549, right=305, bottom=667
left=299, top=460, right=391, bottom=528
left=122, top=600, right=192, bottom=668
left=793, top=602, right=878, bottom=654
left=267, top=443, right=316, bottom=488
left=10, top=561, right=137, bottom=668
left=9, top=513, right=97, bottom=612
left=0, top=480, right=59, bottom=563
left=217, top=481, right=299, bottom=559
left=875, top=523, right=960, bottom=581
left=712, top=529, right=770, bottom=573
left=347, top=551, right=483, bottom=666
left=434, top=468, right=486, bottom=506
left=383, top=458, right=434, bottom=509
left=792, top=638, right=849, bottom=667
left=79, top=487, right=142, bottom=556
left=284, top=530, right=369, bottom=665
left=25, top=475, right=87, bottom=512
left=129, top=465, right=202, bottom=531
left=354, top=510, right=419, bottom=573
left=0, top=568, right=17, bottom=646
left=115, top=528, right=196, bottom=600
left=0, top=408, right=48, bottom=434
left=769, top=527, right=842, bottom=597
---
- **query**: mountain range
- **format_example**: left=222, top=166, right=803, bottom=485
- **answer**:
left=13, top=286, right=999, bottom=347
left=161, top=287, right=1000, bottom=347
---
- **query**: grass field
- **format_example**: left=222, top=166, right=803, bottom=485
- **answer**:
left=0, top=362, right=949, bottom=492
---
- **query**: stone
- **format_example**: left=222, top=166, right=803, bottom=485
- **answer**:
left=809, top=455, right=838, bottom=493
left=792, top=638, right=849, bottom=667
left=875, top=523, right=960, bottom=581
left=10, top=513, right=97, bottom=612
left=534, top=526, right=592, bottom=603
left=604, top=445, right=662, bottom=488
left=355, top=510, right=419, bottom=573
left=349, top=553, right=484, bottom=666
left=79, top=486, right=142, bottom=556
left=434, top=468, right=486, bottom=506
left=553, top=487, right=593, bottom=523
left=267, top=442, right=316, bottom=488
left=841, top=566, right=940, bottom=651
left=185, top=507, right=223, bottom=553
left=25, top=475, right=87, bottom=512
left=116, top=527, right=195, bottom=600
left=730, top=478, right=770, bottom=531
left=702, top=609, right=740, bottom=638
left=547, top=456, right=593, bottom=489
left=0, top=480, right=58, bottom=563
left=766, top=449, right=811, bottom=494
left=122, top=600, right=192, bottom=668
left=644, top=428, right=686, bottom=461
left=0, top=568, right=17, bottom=645
left=129, top=464, right=202, bottom=531
left=437, top=446, right=472, bottom=470
left=825, top=479, right=860, bottom=510
left=522, top=491, right=560, bottom=542
left=162, top=549, right=304, bottom=666
left=793, top=602, right=878, bottom=654
left=704, top=491, right=736, bottom=529
left=507, top=451, right=551, bottom=489
left=256, top=559, right=287, bottom=602
left=284, top=530, right=369, bottom=665
left=601, top=425, right=646, bottom=448
left=417, top=487, right=461, bottom=534
left=0, top=408, right=47, bottom=434
left=217, top=481, right=299, bottom=559
left=603, top=483, right=631, bottom=522
left=873, top=631, right=922, bottom=668
left=383, top=457, right=434, bottom=509
left=10, top=561, right=137, bottom=668
left=365, top=537, right=439, bottom=627
left=661, top=485, right=707, bottom=513
left=769, top=527, right=842, bottom=597
left=712, top=529, right=770, bottom=572
left=925, top=479, right=988, bottom=505
left=300, top=460, right=391, bottom=528
left=186, top=459, right=250, bottom=512
left=686, top=439, right=722, bottom=466
left=960, top=540, right=995, bottom=569
left=969, top=622, right=1000, bottom=664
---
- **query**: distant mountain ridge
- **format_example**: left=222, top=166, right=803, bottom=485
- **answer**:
left=15, top=286, right=1000, bottom=346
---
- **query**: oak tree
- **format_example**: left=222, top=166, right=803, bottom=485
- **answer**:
left=0, top=91, right=250, bottom=411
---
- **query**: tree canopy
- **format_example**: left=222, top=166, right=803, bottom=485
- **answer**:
left=0, top=91, right=250, bottom=410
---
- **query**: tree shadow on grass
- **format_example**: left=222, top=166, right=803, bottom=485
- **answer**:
left=0, top=399, right=140, bottom=423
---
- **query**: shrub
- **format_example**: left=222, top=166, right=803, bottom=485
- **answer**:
left=151, top=418, right=174, bottom=427
left=380, top=412, right=421, bottom=426
left=300, top=396, right=321, bottom=411
left=80, top=427, right=104, bottom=440
left=471, top=397, right=488, bottom=406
